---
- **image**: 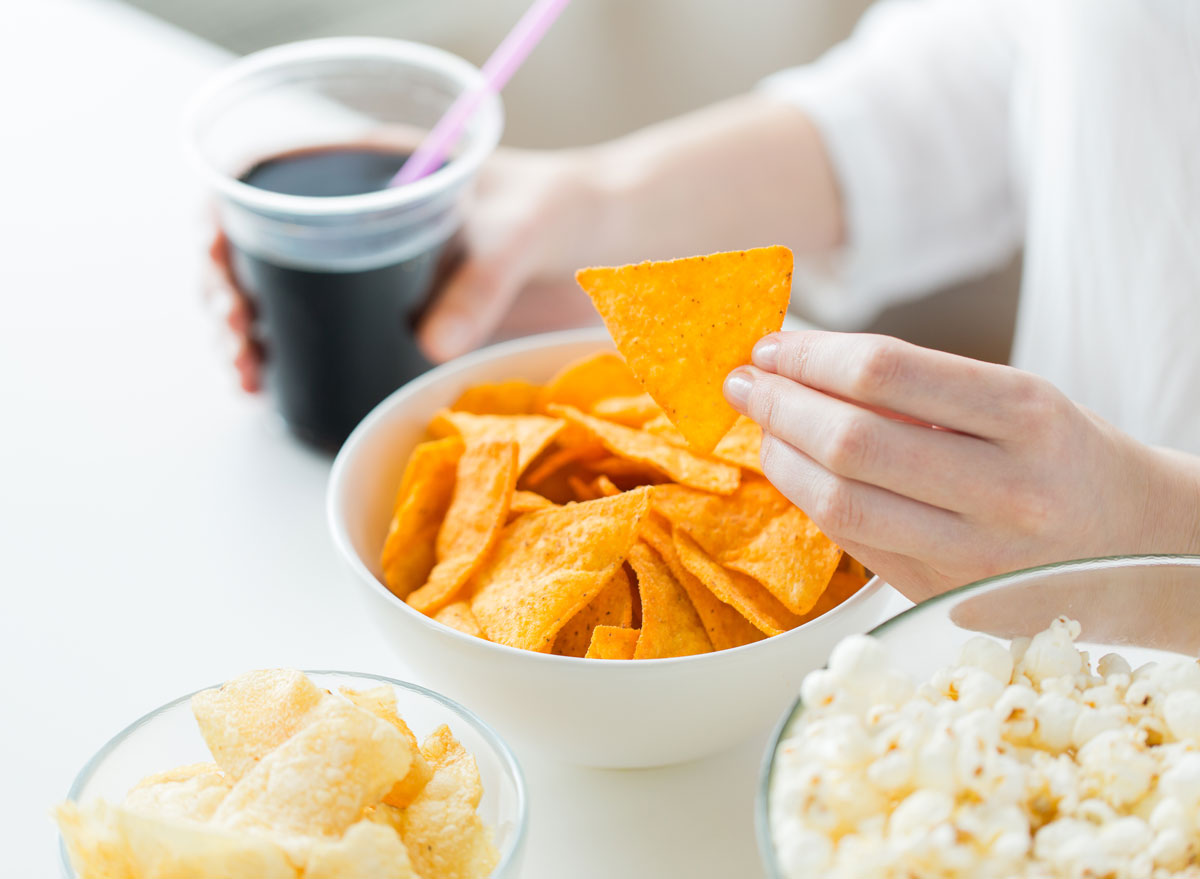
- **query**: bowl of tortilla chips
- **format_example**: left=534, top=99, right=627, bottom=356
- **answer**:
left=328, top=324, right=896, bottom=767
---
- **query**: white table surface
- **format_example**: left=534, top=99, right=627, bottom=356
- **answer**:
left=0, top=2, right=911, bottom=875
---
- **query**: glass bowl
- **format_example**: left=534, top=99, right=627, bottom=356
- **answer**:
left=756, top=554, right=1200, bottom=877
left=59, top=671, right=527, bottom=878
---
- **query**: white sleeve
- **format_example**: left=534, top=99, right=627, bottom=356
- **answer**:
left=761, top=0, right=1027, bottom=328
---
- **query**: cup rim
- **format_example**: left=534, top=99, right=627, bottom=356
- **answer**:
left=60, top=669, right=528, bottom=879
left=753, top=552, right=1200, bottom=878
left=183, top=37, right=505, bottom=218
left=326, top=326, right=887, bottom=669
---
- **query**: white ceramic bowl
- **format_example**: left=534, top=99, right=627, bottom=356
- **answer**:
left=61, top=671, right=527, bottom=879
left=328, top=327, right=897, bottom=768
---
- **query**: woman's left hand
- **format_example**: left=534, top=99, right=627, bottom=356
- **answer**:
left=723, top=331, right=1200, bottom=603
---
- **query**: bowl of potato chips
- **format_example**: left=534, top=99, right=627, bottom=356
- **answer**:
left=57, top=669, right=526, bottom=879
left=328, top=326, right=898, bottom=768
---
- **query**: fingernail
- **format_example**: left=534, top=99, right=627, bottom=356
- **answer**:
left=753, top=337, right=780, bottom=372
left=724, top=368, right=754, bottom=411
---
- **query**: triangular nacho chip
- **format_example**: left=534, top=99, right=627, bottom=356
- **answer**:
left=470, top=489, right=651, bottom=651
left=576, top=246, right=792, bottom=452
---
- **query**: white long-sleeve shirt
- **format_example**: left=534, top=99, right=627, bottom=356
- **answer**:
left=763, top=0, right=1200, bottom=453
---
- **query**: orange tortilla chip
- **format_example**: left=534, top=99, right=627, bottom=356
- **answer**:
left=672, top=529, right=802, bottom=636
left=640, top=515, right=763, bottom=651
left=582, top=456, right=667, bottom=484
left=794, top=570, right=866, bottom=625
left=549, top=405, right=739, bottom=495
left=407, top=442, right=518, bottom=615
left=567, top=474, right=601, bottom=502
left=535, top=351, right=643, bottom=413
left=380, top=437, right=465, bottom=599
left=590, top=392, right=663, bottom=427
left=470, top=488, right=651, bottom=651
left=508, top=490, right=556, bottom=515
left=429, top=410, right=564, bottom=474
left=712, top=416, right=764, bottom=474
left=521, top=443, right=606, bottom=488
left=552, top=567, right=634, bottom=657
left=590, top=475, right=621, bottom=497
left=653, top=477, right=841, bottom=615
left=585, top=626, right=640, bottom=660
left=576, top=246, right=792, bottom=452
left=628, top=542, right=712, bottom=659
left=642, top=414, right=687, bottom=445
left=433, top=602, right=487, bottom=640
left=450, top=380, right=540, bottom=415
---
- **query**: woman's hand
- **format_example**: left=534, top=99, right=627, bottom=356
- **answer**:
left=723, top=331, right=1200, bottom=603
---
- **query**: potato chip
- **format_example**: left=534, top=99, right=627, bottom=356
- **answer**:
left=585, top=625, right=640, bottom=659
left=117, top=805, right=297, bottom=878
left=451, top=379, right=539, bottom=415
left=590, top=392, right=663, bottom=426
left=576, top=246, right=792, bottom=452
left=399, top=725, right=498, bottom=879
left=434, top=601, right=487, bottom=640
left=380, top=437, right=465, bottom=599
left=552, top=566, right=634, bottom=657
left=338, top=686, right=431, bottom=809
left=640, top=515, right=763, bottom=651
left=654, top=478, right=841, bottom=615
left=712, top=416, right=764, bottom=473
left=549, top=405, right=739, bottom=495
left=407, top=441, right=518, bottom=615
left=305, top=819, right=418, bottom=879
left=125, top=764, right=230, bottom=823
left=627, top=541, right=712, bottom=658
left=509, top=490, right=556, bottom=514
left=672, top=529, right=802, bottom=636
left=535, top=350, right=643, bottom=413
left=430, top=410, right=564, bottom=475
left=56, top=800, right=136, bottom=879
left=470, top=488, right=651, bottom=651
left=213, top=696, right=410, bottom=840
left=191, top=669, right=324, bottom=783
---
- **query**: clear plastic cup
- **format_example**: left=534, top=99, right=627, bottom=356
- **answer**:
left=186, top=38, right=504, bottom=450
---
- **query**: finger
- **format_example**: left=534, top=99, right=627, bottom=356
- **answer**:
left=234, top=338, right=263, bottom=393
left=829, top=536, right=958, bottom=604
left=417, top=257, right=526, bottom=362
left=751, top=330, right=1034, bottom=439
left=758, top=431, right=970, bottom=561
left=726, top=366, right=1006, bottom=513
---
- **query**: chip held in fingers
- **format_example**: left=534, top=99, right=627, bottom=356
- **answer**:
left=57, top=670, right=499, bottom=879
left=575, top=246, right=793, bottom=453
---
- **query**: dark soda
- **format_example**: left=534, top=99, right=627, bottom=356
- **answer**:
left=230, top=145, right=438, bottom=450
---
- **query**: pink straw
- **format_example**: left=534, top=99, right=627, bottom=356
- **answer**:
left=390, top=0, right=572, bottom=187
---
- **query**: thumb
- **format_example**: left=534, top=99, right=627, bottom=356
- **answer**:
left=418, top=256, right=528, bottom=363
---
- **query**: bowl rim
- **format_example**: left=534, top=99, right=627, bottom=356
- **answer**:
left=326, top=327, right=887, bottom=668
left=59, top=670, right=529, bottom=879
left=754, top=552, right=1200, bottom=878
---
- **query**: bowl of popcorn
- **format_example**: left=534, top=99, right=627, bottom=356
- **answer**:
left=57, top=669, right=527, bottom=879
left=328, top=326, right=897, bottom=768
left=759, top=554, right=1200, bottom=879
